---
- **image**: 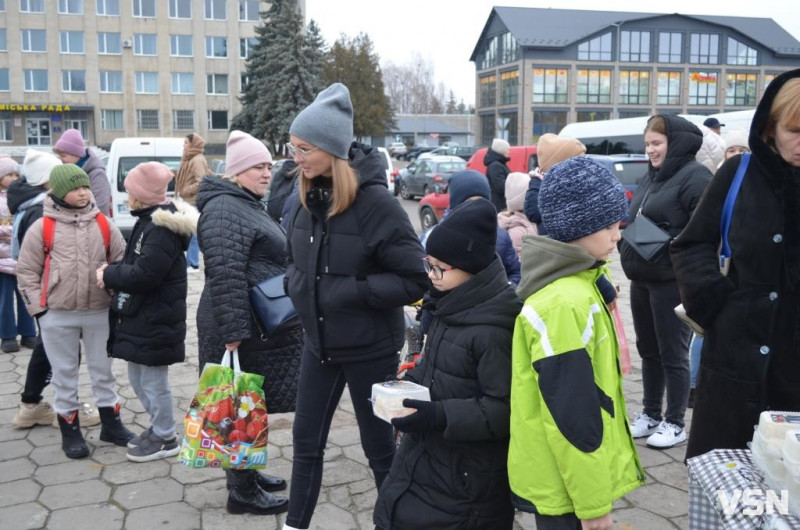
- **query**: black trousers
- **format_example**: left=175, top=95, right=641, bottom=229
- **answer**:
left=630, top=280, right=692, bottom=428
left=286, top=343, right=397, bottom=528
left=21, top=335, right=51, bottom=404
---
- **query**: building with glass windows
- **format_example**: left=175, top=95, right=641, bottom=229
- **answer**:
left=0, top=0, right=304, bottom=151
left=470, top=7, right=800, bottom=147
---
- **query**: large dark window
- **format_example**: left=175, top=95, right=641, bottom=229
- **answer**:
left=479, top=75, right=497, bottom=107
left=498, top=112, right=518, bottom=145
left=480, top=36, right=498, bottom=70
left=480, top=114, right=495, bottom=146
left=620, top=31, right=650, bottom=62
left=688, top=71, right=717, bottom=105
left=658, top=32, right=682, bottom=63
left=500, top=70, right=519, bottom=105
left=533, top=110, right=567, bottom=138
left=657, top=71, right=681, bottom=105
left=578, top=33, right=612, bottom=61
left=500, top=32, right=519, bottom=65
left=690, top=33, right=719, bottom=64
left=727, top=38, right=757, bottom=66
left=532, top=68, right=569, bottom=104
left=576, top=110, right=611, bottom=123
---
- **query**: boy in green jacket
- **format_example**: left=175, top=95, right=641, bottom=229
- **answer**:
left=509, top=157, right=645, bottom=530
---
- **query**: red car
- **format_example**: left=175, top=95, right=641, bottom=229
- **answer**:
left=418, top=187, right=449, bottom=230
left=466, top=145, right=539, bottom=174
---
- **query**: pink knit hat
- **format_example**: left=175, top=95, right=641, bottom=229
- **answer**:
left=225, top=131, right=272, bottom=177
left=0, top=158, right=19, bottom=179
left=53, top=129, right=86, bottom=158
left=124, top=162, right=174, bottom=205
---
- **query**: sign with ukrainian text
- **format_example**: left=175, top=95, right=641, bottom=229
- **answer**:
left=0, top=104, right=74, bottom=112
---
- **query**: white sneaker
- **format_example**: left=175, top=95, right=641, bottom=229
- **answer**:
left=187, top=266, right=200, bottom=274
left=629, top=412, right=661, bottom=438
left=646, top=421, right=687, bottom=449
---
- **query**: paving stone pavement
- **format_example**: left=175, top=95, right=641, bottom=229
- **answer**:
left=0, top=252, right=692, bottom=529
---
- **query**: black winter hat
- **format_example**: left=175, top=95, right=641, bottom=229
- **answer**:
left=425, top=198, right=497, bottom=274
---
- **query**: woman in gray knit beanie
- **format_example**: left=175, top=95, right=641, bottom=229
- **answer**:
left=282, top=84, right=428, bottom=530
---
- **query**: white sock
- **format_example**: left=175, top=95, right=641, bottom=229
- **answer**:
left=283, top=525, right=303, bottom=530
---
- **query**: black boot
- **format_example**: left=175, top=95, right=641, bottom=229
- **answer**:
left=57, top=411, right=90, bottom=459
left=226, top=470, right=289, bottom=515
left=98, top=404, right=135, bottom=446
left=226, top=470, right=287, bottom=492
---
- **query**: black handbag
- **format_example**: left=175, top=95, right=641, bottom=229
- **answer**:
left=249, top=273, right=299, bottom=341
left=621, top=213, right=671, bottom=262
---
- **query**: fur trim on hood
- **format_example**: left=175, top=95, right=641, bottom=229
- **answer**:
left=152, top=198, right=198, bottom=237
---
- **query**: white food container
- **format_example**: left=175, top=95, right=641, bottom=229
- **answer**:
left=371, top=380, right=431, bottom=423
left=782, top=430, right=800, bottom=480
left=758, top=411, right=800, bottom=442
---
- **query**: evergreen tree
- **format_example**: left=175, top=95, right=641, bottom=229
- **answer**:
left=322, top=33, right=395, bottom=141
left=445, top=91, right=458, bottom=114
left=231, top=0, right=325, bottom=150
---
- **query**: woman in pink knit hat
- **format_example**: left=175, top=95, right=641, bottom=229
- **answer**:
left=53, top=129, right=112, bottom=216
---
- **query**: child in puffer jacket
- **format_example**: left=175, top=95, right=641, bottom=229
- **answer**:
left=17, top=164, right=131, bottom=460
left=99, top=162, right=196, bottom=463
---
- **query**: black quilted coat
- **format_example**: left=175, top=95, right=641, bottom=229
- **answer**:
left=672, top=68, right=800, bottom=459
left=285, top=143, right=428, bottom=364
left=104, top=202, right=194, bottom=366
left=484, top=148, right=510, bottom=212
left=374, top=258, right=522, bottom=530
left=196, top=175, right=302, bottom=414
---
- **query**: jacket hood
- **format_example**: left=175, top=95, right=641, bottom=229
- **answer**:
left=43, top=194, right=100, bottom=221
left=748, top=68, right=800, bottom=184
left=349, top=142, right=388, bottom=190
left=484, top=149, right=510, bottom=166
left=7, top=177, right=46, bottom=215
left=195, top=174, right=261, bottom=212
left=652, top=114, right=704, bottom=182
left=435, top=257, right=522, bottom=329
left=80, top=150, right=105, bottom=174
left=696, top=125, right=727, bottom=173
left=516, top=235, right=598, bottom=300
left=149, top=200, right=198, bottom=240
left=498, top=211, right=534, bottom=232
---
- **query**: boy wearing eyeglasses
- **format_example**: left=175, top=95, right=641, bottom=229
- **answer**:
left=374, top=197, right=522, bottom=530
left=508, top=157, right=645, bottom=530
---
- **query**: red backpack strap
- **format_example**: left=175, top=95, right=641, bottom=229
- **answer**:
left=40, top=217, right=56, bottom=309
left=95, top=213, right=111, bottom=263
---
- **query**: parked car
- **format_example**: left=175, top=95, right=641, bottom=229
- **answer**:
left=403, top=146, right=436, bottom=162
left=585, top=153, right=648, bottom=196
left=209, top=158, right=226, bottom=177
left=387, top=141, right=407, bottom=158
left=396, top=155, right=465, bottom=200
left=376, top=146, right=395, bottom=194
left=419, top=187, right=449, bottom=230
left=107, top=137, right=183, bottom=240
left=445, top=145, right=478, bottom=161
left=415, top=146, right=451, bottom=163
left=467, top=145, right=539, bottom=174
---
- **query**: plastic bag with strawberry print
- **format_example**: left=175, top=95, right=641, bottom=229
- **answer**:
left=178, top=349, right=269, bottom=469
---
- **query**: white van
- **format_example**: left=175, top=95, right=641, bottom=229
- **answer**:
left=107, top=137, right=184, bottom=239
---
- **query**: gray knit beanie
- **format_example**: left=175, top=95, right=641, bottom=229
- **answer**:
left=289, top=83, right=354, bottom=159
left=539, top=157, right=628, bottom=242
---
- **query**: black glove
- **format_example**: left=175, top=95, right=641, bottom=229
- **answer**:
left=391, top=399, right=446, bottom=433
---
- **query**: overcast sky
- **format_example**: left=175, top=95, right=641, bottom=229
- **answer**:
left=304, top=0, right=800, bottom=106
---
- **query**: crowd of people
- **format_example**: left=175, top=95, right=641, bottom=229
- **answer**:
left=1, top=67, right=799, bottom=529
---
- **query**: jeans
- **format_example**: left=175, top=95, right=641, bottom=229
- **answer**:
left=286, top=344, right=397, bottom=529
left=186, top=234, right=199, bottom=268
left=128, top=362, right=175, bottom=438
left=630, top=280, right=692, bottom=428
left=21, top=335, right=51, bottom=404
left=0, top=273, right=36, bottom=340
left=535, top=513, right=582, bottom=530
left=690, top=334, right=703, bottom=389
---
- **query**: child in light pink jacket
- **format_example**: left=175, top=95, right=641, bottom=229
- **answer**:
left=497, top=172, right=537, bottom=261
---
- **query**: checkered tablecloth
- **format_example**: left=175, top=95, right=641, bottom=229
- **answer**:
left=688, top=448, right=800, bottom=530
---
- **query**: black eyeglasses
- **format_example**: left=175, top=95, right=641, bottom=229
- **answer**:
left=422, top=258, right=453, bottom=280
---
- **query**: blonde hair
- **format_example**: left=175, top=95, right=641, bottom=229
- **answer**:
left=128, top=196, right=148, bottom=210
left=765, top=78, right=800, bottom=145
left=298, top=157, right=358, bottom=218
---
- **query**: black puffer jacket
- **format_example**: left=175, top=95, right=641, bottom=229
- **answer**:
left=374, top=258, right=522, bottom=530
left=620, top=114, right=712, bottom=282
left=484, top=149, right=510, bottom=212
left=196, top=175, right=303, bottom=414
left=104, top=202, right=194, bottom=366
left=7, top=177, right=46, bottom=248
left=285, top=143, right=428, bottom=364
left=672, top=68, right=800, bottom=459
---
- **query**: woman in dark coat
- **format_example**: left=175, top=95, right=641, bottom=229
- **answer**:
left=196, top=131, right=301, bottom=515
left=374, top=199, right=521, bottom=530
left=619, top=114, right=712, bottom=449
left=283, top=83, right=428, bottom=530
left=672, top=68, right=800, bottom=459
left=484, top=138, right=511, bottom=212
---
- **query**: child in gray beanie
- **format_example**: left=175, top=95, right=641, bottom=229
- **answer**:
left=509, top=156, right=643, bottom=530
